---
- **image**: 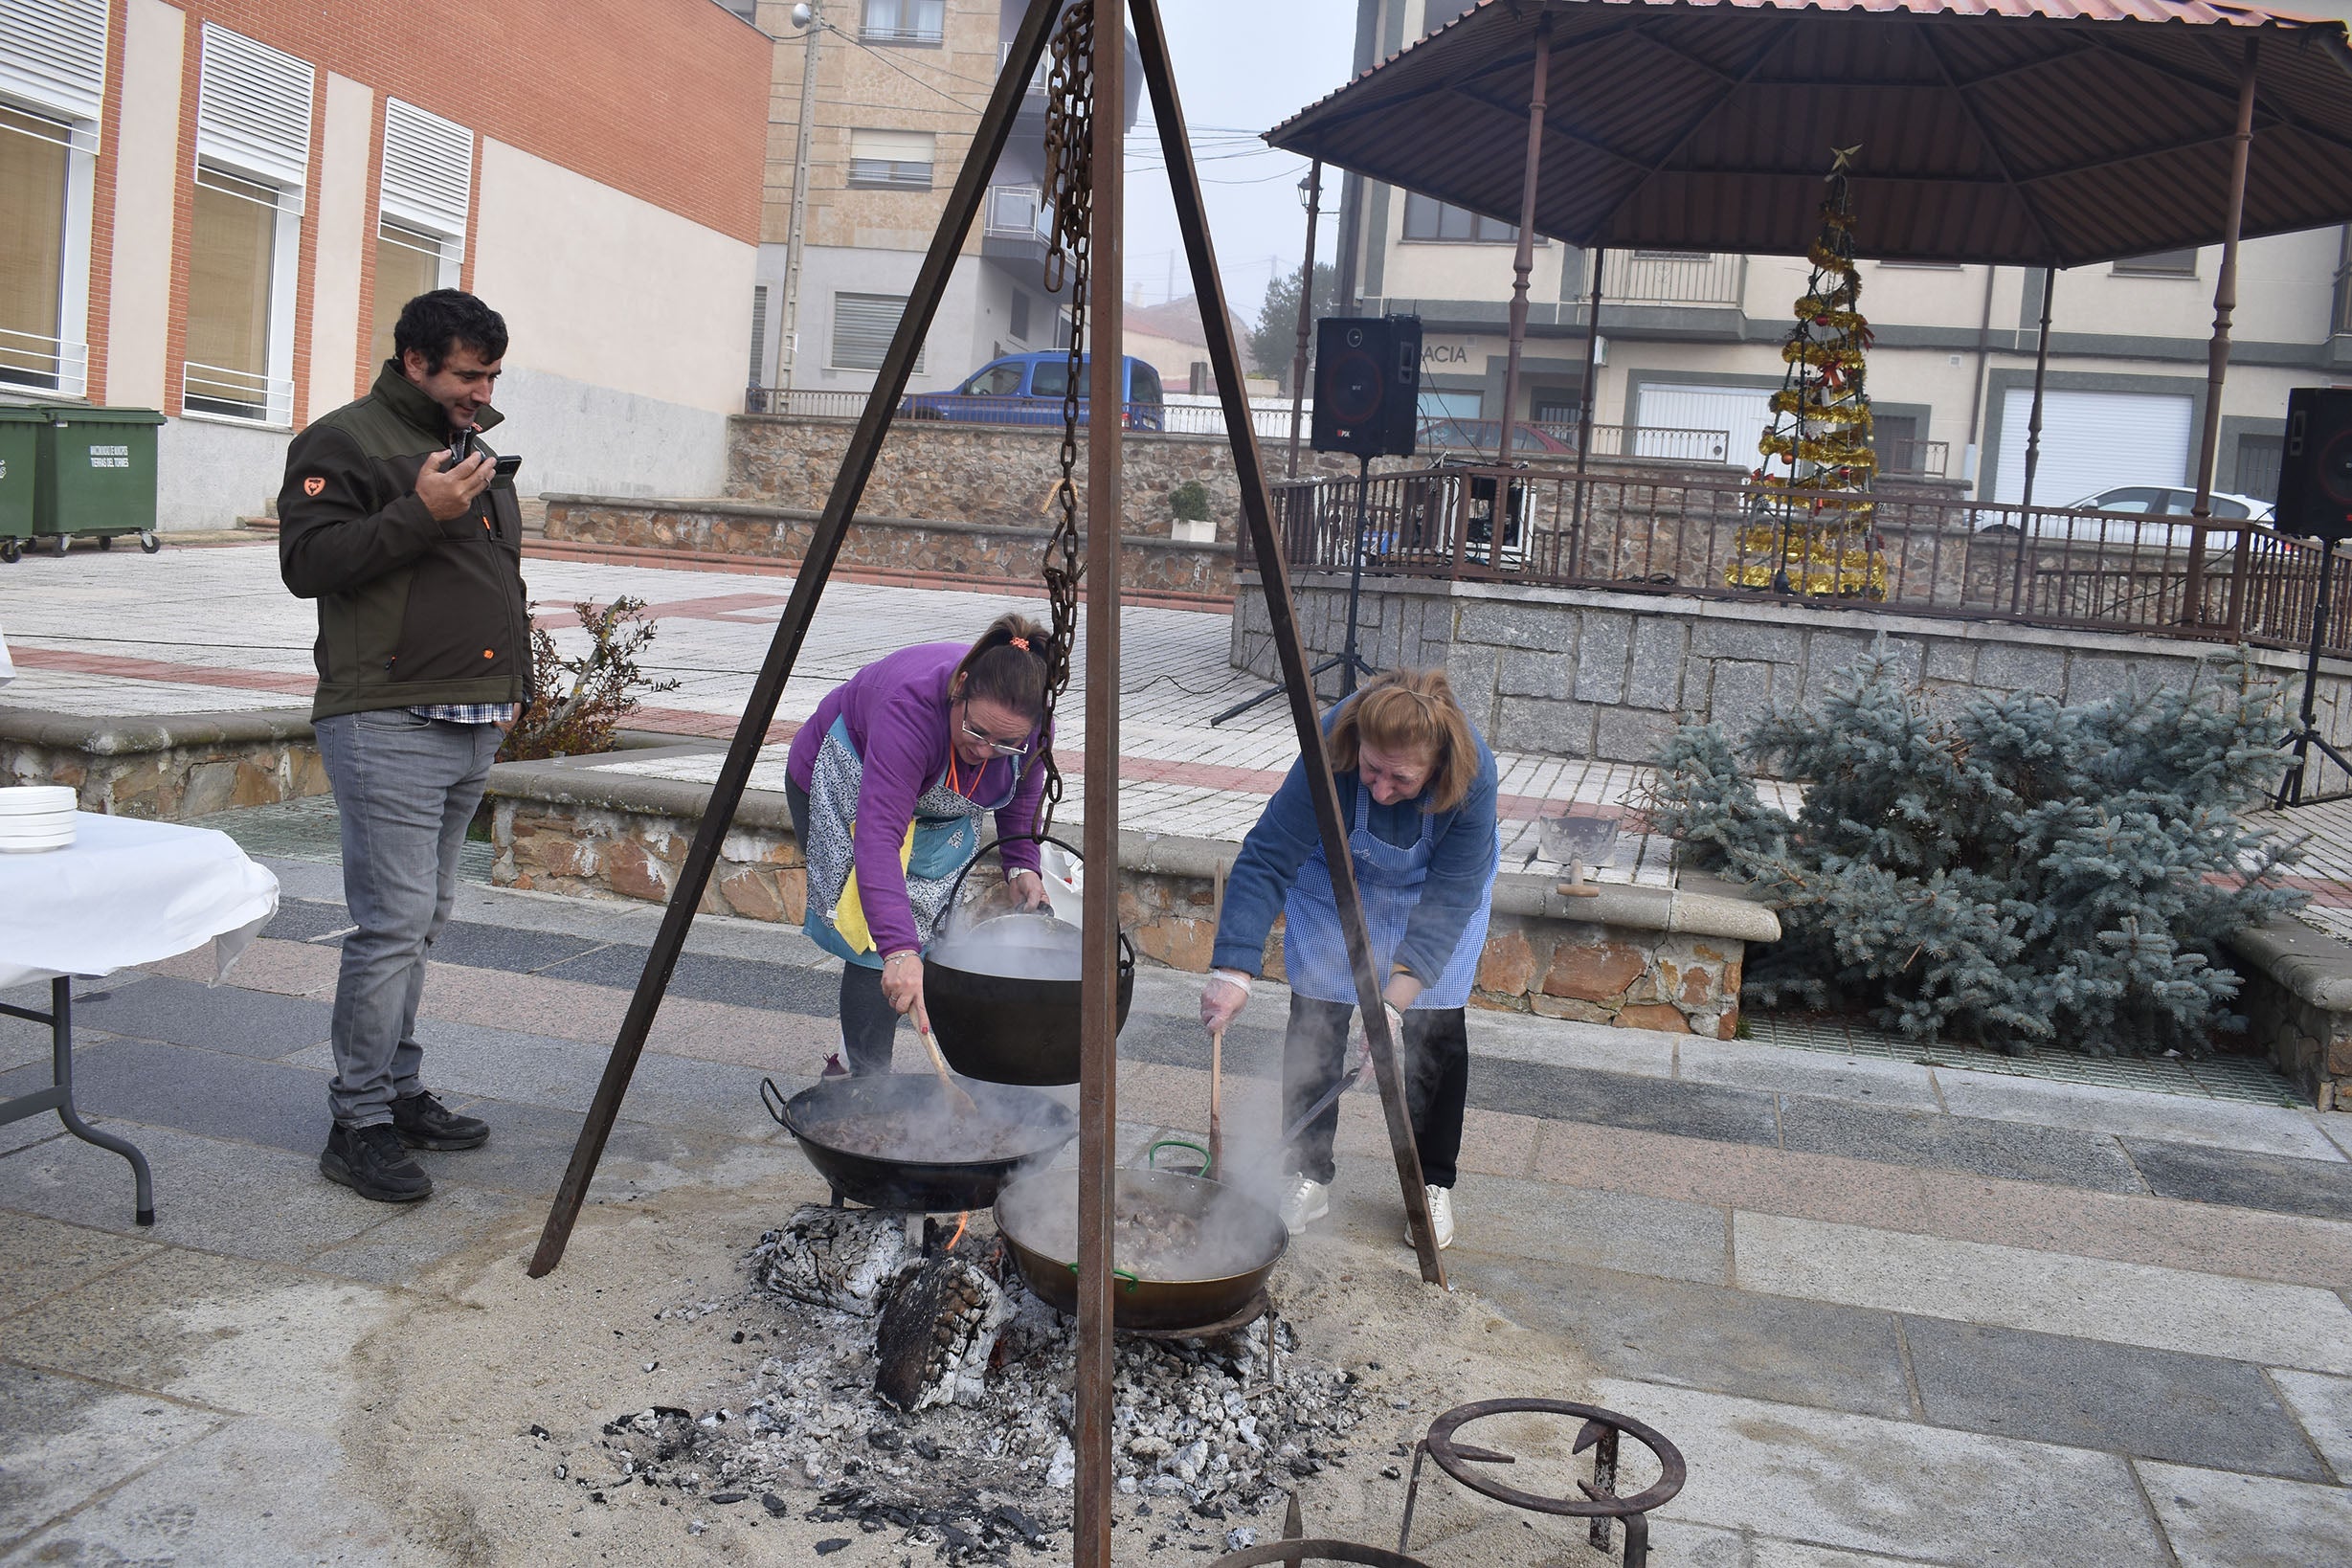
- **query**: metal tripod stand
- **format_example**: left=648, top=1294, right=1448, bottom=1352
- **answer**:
left=1213, top=450, right=1381, bottom=726
left=2276, top=535, right=2352, bottom=807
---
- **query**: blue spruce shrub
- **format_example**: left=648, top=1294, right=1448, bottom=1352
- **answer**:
left=1636, top=643, right=2304, bottom=1054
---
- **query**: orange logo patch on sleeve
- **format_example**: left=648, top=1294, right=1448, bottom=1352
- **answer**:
left=302, top=476, right=325, bottom=497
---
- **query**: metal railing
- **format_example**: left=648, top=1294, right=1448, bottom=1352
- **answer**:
left=997, top=40, right=1051, bottom=92
left=0, top=327, right=89, bottom=398
left=183, top=361, right=293, bottom=426
left=740, top=389, right=1742, bottom=464
left=1609, top=251, right=1746, bottom=307
left=1879, top=437, right=1951, bottom=479
left=1419, top=418, right=1735, bottom=464
left=1251, top=464, right=2352, bottom=656
left=984, top=185, right=1049, bottom=240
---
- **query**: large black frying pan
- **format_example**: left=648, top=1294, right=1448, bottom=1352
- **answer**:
left=923, top=833, right=1133, bottom=1086
left=764, top=1071, right=1075, bottom=1212
left=993, top=1166, right=1288, bottom=1332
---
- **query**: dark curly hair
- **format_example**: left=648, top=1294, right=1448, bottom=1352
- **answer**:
left=393, top=289, right=509, bottom=373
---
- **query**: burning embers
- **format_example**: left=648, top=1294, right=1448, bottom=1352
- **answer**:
left=584, top=1203, right=1365, bottom=1561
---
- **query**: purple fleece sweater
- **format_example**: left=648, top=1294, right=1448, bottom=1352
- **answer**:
left=785, top=641, right=1046, bottom=956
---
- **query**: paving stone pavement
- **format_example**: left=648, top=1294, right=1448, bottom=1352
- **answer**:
left=6, top=858, right=2352, bottom=1563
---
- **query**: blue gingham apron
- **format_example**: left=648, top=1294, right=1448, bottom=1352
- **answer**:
left=1281, top=778, right=1497, bottom=1008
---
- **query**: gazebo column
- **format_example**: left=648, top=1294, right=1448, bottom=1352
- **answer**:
left=2200, top=35, right=2260, bottom=634
left=1495, top=15, right=1552, bottom=461
left=1571, top=247, right=1605, bottom=544
left=2009, top=267, right=2056, bottom=616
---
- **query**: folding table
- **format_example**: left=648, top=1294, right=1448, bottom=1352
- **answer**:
left=0, top=810, right=279, bottom=1224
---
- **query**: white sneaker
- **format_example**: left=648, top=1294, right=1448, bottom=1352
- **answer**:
left=1406, top=1185, right=1455, bottom=1251
left=1277, top=1175, right=1330, bottom=1235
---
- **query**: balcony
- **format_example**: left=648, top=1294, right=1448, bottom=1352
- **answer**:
left=1608, top=250, right=1746, bottom=308
left=183, top=361, right=293, bottom=427
left=997, top=40, right=1051, bottom=95
left=0, top=327, right=89, bottom=399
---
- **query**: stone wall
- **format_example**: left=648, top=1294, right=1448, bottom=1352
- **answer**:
left=2229, top=918, right=2352, bottom=1109
left=487, top=760, right=1774, bottom=1034
left=0, top=708, right=325, bottom=818
left=542, top=496, right=1234, bottom=603
left=1232, top=575, right=2352, bottom=772
left=728, top=414, right=1411, bottom=544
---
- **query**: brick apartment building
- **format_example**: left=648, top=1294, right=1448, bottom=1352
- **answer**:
left=747, top=0, right=1138, bottom=402
left=0, top=0, right=767, bottom=530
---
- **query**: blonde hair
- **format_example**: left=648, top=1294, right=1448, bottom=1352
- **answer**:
left=1326, top=668, right=1478, bottom=813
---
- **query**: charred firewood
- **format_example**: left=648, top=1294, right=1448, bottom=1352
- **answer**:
left=751, top=1205, right=909, bottom=1317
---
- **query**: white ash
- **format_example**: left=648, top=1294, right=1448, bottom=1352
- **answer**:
left=752, top=1207, right=910, bottom=1316
left=568, top=1217, right=1366, bottom=1563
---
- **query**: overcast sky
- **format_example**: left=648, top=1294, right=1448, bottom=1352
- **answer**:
left=1117, top=0, right=1359, bottom=323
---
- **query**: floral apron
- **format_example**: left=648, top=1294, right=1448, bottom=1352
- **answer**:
left=800, top=715, right=1020, bottom=969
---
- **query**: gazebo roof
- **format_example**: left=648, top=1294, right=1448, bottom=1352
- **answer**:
left=1265, top=0, right=2352, bottom=266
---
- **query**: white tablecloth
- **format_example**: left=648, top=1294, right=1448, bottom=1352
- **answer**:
left=0, top=813, right=280, bottom=991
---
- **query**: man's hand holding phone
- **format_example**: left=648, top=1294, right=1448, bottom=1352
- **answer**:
left=415, top=449, right=492, bottom=522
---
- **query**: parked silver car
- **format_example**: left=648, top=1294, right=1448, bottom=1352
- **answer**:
left=1974, top=483, right=2272, bottom=548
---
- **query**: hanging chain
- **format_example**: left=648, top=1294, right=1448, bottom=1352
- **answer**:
left=1034, top=0, right=1094, bottom=837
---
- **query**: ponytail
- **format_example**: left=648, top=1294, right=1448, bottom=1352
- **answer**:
left=951, top=613, right=1054, bottom=721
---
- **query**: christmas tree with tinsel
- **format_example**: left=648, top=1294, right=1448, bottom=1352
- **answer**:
left=1727, top=146, right=1885, bottom=598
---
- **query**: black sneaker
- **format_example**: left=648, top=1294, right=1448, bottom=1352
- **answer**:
left=321, top=1123, right=434, bottom=1203
left=390, top=1090, right=489, bottom=1151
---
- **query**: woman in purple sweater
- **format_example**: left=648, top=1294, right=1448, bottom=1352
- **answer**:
left=784, top=615, right=1054, bottom=1073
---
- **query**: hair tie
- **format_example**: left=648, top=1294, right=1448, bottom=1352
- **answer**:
left=1010, top=637, right=1030, bottom=652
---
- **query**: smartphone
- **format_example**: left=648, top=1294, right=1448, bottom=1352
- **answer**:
left=493, top=454, right=522, bottom=480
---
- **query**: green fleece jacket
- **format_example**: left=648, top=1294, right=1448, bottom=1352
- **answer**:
left=277, top=363, right=532, bottom=720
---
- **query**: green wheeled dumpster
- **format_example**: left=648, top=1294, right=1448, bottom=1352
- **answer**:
left=34, top=405, right=167, bottom=557
left=0, top=406, right=45, bottom=564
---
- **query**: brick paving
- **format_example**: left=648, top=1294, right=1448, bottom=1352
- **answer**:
left=6, top=860, right=2352, bottom=1562
left=12, top=542, right=2352, bottom=1560
left=0, top=541, right=1727, bottom=884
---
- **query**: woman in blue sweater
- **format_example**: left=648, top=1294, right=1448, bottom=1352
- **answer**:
left=1199, top=669, right=1500, bottom=1249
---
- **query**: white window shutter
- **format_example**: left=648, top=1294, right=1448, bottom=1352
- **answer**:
left=381, top=98, right=471, bottom=252
left=832, top=293, right=922, bottom=374
left=196, top=23, right=312, bottom=192
left=849, top=128, right=933, bottom=164
left=0, top=0, right=107, bottom=128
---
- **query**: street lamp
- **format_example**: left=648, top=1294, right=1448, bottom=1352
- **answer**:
left=777, top=2, right=823, bottom=395
left=1286, top=160, right=1325, bottom=478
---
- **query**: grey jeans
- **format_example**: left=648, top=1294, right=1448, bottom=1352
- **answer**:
left=314, top=709, right=503, bottom=1127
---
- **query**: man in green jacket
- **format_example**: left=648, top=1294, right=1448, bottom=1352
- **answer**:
left=279, top=289, right=531, bottom=1203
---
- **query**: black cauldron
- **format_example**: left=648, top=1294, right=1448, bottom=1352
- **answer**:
left=923, top=834, right=1133, bottom=1086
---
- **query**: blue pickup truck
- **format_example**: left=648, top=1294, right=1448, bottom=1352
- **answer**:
left=901, top=352, right=1166, bottom=430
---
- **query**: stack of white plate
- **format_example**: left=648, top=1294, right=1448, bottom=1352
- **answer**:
left=0, top=786, right=77, bottom=853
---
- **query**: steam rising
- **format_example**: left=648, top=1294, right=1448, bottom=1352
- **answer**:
left=930, top=910, right=1084, bottom=982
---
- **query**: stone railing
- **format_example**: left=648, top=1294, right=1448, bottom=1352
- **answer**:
left=485, top=756, right=1778, bottom=1037
left=1, top=707, right=324, bottom=818
left=540, top=496, right=1237, bottom=605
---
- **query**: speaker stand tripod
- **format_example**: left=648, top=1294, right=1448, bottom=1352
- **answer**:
left=2276, top=536, right=2352, bottom=807
left=1214, top=452, right=1382, bottom=726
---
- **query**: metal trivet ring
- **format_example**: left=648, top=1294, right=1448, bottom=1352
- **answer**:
left=1398, top=1398, right=1687, bottom=1568
left=1113, top=1289, right=1271, bottom=1341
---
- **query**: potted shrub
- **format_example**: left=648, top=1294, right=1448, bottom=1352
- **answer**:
left=1168, top=480, right=1216, bottom=545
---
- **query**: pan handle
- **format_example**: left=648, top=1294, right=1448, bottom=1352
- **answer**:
left=759, top=1076, right=793, bottom=1130
left=1066, top=1261, right=1140, bottom=1293
left=1146, top=1137, right=1213, bottom=1178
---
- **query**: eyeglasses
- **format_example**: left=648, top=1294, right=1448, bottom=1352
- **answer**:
left=957, top=701, right=1030, bottom=757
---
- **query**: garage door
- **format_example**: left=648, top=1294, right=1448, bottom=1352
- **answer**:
left=1994, top=389, right=2192, bottom=506
left=1633, top=383, right=1773, bottom=466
